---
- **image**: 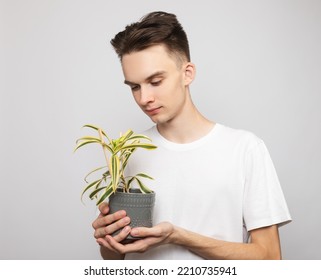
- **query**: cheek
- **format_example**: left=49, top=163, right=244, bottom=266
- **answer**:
left=162, top=77, right=183, bottom=97
left=168, top=78, right=186, bottom=101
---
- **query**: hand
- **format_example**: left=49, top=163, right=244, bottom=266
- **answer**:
left=99, top=222, right=175, bottom=255
left=92, top=202, right=132, bottom=245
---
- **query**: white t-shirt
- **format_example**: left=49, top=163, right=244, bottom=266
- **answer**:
left=125, top=123, right=291, bottom=259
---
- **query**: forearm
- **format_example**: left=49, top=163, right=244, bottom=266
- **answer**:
left=170, top=226, right=281, bottom=260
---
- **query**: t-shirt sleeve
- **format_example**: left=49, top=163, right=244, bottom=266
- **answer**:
left=243, top=139, right=292, bottom=231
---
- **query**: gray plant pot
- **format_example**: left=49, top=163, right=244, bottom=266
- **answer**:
left=108, top=189, right=155, bottom=241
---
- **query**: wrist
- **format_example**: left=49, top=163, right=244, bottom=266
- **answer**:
left=168, top=225, right=184, bottom=245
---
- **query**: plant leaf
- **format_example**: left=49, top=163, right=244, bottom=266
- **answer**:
left=115, top=143, right=157, bottom=153
left=110, top=154, right=120, bottom=192
left=83, top=124, right=107, bottom=137
left=89, top=186, right=107, bottom=200
left=136, top=173, right=154, bottom=180
left=127, top=134, right=153, bottom=142
left=102, top=143, right=113, bottom=154
left=127, top=176, right=135, bottom=187
left=120, top=129, right=134, bottom=141
left=76, top=136, right=102, bottom=144
left=81, top=179, right=102, bottom=202
left=74, top=140, right=101, bottom=152
left=134, top=177, right=152, bottom=193
left=84, top=166, right=108, bottom=183
left=96, top=184, right=114, bottom=205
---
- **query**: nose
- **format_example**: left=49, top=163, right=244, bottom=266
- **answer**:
left=138, top=85, right=155, bottom=105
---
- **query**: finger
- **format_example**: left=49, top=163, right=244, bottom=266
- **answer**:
left=130, top=227, right=159, bottom=238
left=113, top=226, right=131, bottom=243
left=106, top=235, right=149, bottom=254
left=105, top=235, right=128, bottom=254
left=101, top=216, right=131, bottom=236
left=96, top=237, right=117, bottom=253
left=98, top=202, right=109, bottom=215
left=92, top=210, right=127, bottom=229
left=131, top=223, right=173, bottom=239
left=94, top=216, right=131, bottom=239
left=96, top=226, right=132, bottom=254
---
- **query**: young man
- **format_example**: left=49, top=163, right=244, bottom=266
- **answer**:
left=92, top=11, right=291, bottom=260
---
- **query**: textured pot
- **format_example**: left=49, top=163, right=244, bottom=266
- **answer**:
left=108, top=189, right=155, bottom=240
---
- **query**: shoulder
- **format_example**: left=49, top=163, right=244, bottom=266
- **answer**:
left=216, top=123, right=264, bottom=150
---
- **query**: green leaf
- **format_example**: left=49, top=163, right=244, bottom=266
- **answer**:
left=134, top=177, right=152, bottom=193
left=89, top=186, right=107, bottom=200
left=115, top=143, right=157, bottom=153
left=84, top=166, right=108, bottom=183
left=83, top=124, right=107, bottom=137
left=120, top=148, right=136, bottom=171
left=127, top=134, right=153, bottom=142
left=77, top=124, right=157, bottom=203
left=81, top=179, right=102, bottom=202
left=136, top=173, right=154, bottom=180
left=120, top=129, right=134, bottom=141
left=110, top=154, right=120, bottom=192
left=127, top=177, right=135, bottom=187
left=96, top=184, right=114, bottom=205
left=112, top=130, right=134, bottom=151
left=76, top=136, right=102, bottom=144
left=83, top=124, right=113, bottom=144
left=102, top=143, right=113, bottom=154
left=74, top=140, right=101, bottom=152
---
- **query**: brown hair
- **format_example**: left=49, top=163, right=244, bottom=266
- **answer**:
left=110, top=11, right=190, bottom=64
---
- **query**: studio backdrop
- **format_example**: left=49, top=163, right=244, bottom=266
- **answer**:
left=1, top=0, right=320, bottom=259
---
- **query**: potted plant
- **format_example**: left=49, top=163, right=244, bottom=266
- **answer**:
left=75, top=124, right=157, bottom=240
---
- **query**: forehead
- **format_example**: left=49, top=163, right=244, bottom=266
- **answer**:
left=121, top=45, right=179, bottom=82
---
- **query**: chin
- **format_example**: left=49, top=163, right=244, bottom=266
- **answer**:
left=152, top=117, right=174, bottom=126
left=145, top=110, right=173, bottom=125
left=148, top=115, right=163, bottom=124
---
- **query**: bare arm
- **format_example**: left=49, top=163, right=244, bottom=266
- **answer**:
left=171, top=224, right=281, bottom=260
left=103, top=222, right=282, bottom=260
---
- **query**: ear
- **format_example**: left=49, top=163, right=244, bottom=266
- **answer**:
left=183, top=62, right=196, bottom=86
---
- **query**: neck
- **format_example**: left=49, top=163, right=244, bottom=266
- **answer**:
left=156, top=97, right=215, bottom=144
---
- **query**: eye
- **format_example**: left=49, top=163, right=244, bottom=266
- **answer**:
left=151, top=80, right=162, bottom=86
left=130, top=85, right=140, bottom=92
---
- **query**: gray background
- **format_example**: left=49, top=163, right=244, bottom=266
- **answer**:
left=1, top=0, right=320, bottom=259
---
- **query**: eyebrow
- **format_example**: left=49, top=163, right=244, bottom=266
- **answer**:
left=124, top=71, right=166, bottom=86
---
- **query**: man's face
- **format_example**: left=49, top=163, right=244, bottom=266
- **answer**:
left=121, top=45, right=190, bottom=125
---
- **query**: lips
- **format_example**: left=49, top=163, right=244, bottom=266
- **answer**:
left=145, top=107, right=161, bottom=115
